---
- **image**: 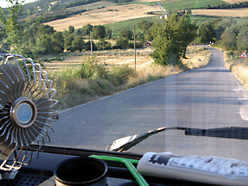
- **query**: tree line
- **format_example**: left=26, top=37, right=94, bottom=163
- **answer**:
left=0, top=1, right=146, bottom=59
left=206, top=1, right=248, bottom=9
left=196, top=18, right=248, bottom=52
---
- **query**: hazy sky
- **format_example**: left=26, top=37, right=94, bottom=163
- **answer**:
left=0, top=0, right=36, bottom=8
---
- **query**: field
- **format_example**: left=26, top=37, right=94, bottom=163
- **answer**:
left=44, top=48, right=153, bottom=71
left=44, top=46, right=210, bottom=72
left=192, top=8, right=248, bottom=17
left=105, top=16, right=155, bottom=36
left=45, top=3, right=160, bottom=31
left=160, top=0, right=228, bottom=11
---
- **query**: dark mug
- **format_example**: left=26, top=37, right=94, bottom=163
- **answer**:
left=54, top=157, right=108, bottom=186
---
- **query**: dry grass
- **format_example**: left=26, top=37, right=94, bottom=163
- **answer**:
left=43, top=48, right=153, bottom=71
left=44, top=46, right=210, bottom=72
left=182, top=46, right=211, bottom=69
left=192, top=8, right=248, bottom=17
left=225, top=52, right=248, bottom=90
left=127, top=64, right=181, bottom=88
left=232, top=65, right=248, bottom=90
left=45, top=4, right=160, bottom=31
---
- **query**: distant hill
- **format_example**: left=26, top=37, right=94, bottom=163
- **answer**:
left=20, top=0, right=134, bottom=23
left=19, top=0, right=248, bottom=32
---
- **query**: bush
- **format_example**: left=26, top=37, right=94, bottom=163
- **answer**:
left=77, top=60, right=95, bottom=78
left=107, top=65, right=135, bottom=86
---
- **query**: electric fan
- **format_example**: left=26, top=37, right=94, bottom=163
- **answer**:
left=0, top=53, right=58, bottom=171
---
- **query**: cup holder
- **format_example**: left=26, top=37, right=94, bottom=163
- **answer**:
left=54, top=157, right=108, bottom=186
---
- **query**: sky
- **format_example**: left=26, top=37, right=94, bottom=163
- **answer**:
left=0, top=0, right=36, bottom=8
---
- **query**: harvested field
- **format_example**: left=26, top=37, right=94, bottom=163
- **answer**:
left=43, top=46, right=210, bottom=72
left=192, top=8, right=248, bottom=17
left=45, top=4, right=160, bottom=31
left=223, top=0, right=248, bottom=4
left=43, top=48, right=153, bottom=71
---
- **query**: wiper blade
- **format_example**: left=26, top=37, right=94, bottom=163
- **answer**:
left=107, top=126, right=248, bottom=152
left=185, top=127, right=248, bottom=140
left=106, top=127, right=186, bottom=152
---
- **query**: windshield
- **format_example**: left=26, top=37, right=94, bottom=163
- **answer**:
left=1, top=0, right=248, bottom=162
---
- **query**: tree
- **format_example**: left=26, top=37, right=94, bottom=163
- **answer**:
left=0, top=0, right=23, bottom=53
left=197, top=21, right=215, bottom=44
left=36, top=24, right=54, bottom=36
left=236, top=24, right=248, bottom=52
left=220, top=25, right=239, bottom=50
left=82, top=24, right=93, bottom=36
left=213, top=18, right=237, bottom=41
left=96, top=38, right=112, bottom=50
left=118, top=30, right=133, bottom=40
left=92, top=25, right=106, bottom=39
left=36, top=34, right=53, bottom=54
left=150, top=14, right=197, bottom=66
left=138, top=20, right=153, bottom=33
left=137, top=20, right=154, bottom=41
left=115, top=37, right=130, bottom=49
left=68, top=25, right=75, bottom=34
left=51, top=31, right=64, bottom=53
left=71, top=36, right=84, bottom=52
left=63, top=31, right=74, bottom=51
left=105, top=28, right=112, bottom=39
left=136, top=32, right=145, bottom=45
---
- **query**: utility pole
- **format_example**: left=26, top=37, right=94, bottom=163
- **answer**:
left=90, top=31, right=93, bottom=58
left=134, top=24, right=136, bottom=70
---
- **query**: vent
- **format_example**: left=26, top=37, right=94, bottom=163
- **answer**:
left=9, top=172, right=50, bottom=186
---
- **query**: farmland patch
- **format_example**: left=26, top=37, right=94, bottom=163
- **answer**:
left=192, top=8, right=248, bottom=17
left=45, top=4, right=160, bottom=31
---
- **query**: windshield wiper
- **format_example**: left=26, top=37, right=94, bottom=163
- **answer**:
left=185, top=127, right=248, bottom=139
left=107, top=126, right=248, bottom=152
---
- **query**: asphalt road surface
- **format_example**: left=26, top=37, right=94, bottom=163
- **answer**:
left=49, top=47, right=248, bottom=161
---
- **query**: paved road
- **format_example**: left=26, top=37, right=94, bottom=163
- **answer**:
left=50, top=47, right=248, bottom=161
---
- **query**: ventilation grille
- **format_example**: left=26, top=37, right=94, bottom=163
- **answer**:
left=9, top=172, right=50, bottom=186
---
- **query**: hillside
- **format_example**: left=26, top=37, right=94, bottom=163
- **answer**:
left=45, top=3, right=160, bottom=31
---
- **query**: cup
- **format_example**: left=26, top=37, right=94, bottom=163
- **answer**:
left=54, top=157, right=108, bottom=186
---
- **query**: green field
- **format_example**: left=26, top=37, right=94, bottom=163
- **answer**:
left=105, top=16, right=157, bottom=36
left=160, top=0, right=228, bottom=11
left=189, top=15, right=219, bottom=24
left=105, top=15, right=216, bottom=36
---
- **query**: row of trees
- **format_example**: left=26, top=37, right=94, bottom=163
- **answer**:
left=0, top=0, right=149, bottom=57
left=196, top=18, right=248, bottom=51
left=138, top=15, right=248, bottom=66
left=0, top=0, right=139, bottom=56
left=206, top=1, right=248, bottom=9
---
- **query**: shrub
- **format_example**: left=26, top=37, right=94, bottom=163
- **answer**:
left=107, top=65, right=135, bottom=86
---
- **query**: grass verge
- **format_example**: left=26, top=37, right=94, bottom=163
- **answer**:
left=224, top=51, right=248, bottom=89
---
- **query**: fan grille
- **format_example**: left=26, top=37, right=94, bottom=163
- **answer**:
left=0, top=54, right=58, bottom=171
